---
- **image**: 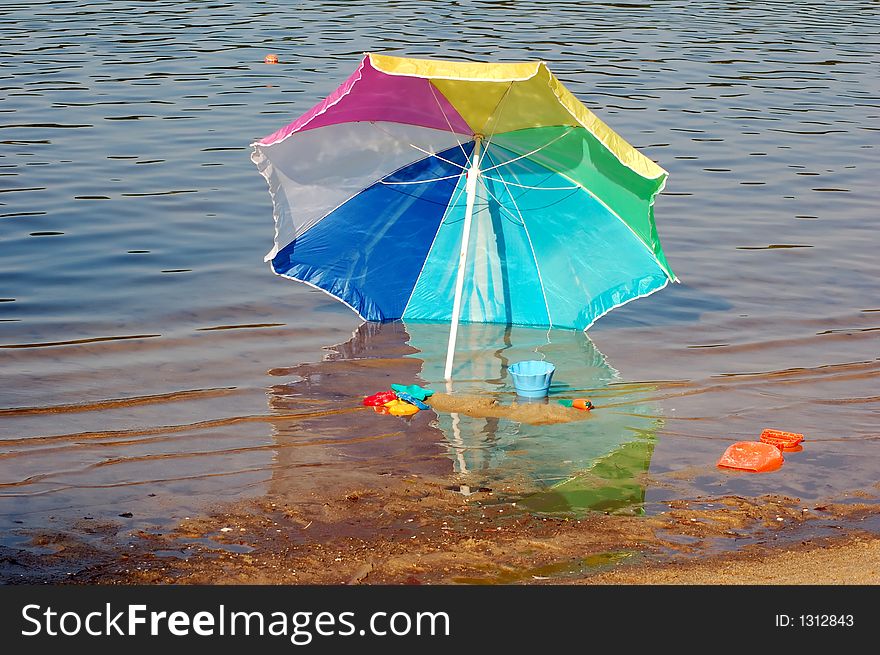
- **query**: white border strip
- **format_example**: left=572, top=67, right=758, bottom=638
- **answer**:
left=581, top=276, right=671, bottom=332
left=273, top=266, right=368, bottom=323
left=368, top=52, right=543, bottom=83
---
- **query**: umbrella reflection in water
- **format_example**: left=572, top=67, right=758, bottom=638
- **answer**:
left=265, top=321, right=662, bottom=514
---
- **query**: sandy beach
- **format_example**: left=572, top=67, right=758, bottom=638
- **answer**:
left=585, top=535, right=880, bottom=585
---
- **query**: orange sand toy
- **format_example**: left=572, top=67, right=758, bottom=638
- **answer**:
left=760, top=428, right=804, bottom=451
left=717, top=441, right=784, bottom=473
left=557, top=398, right=593, bottom=411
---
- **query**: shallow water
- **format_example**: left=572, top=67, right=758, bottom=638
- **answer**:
left=1, top=1, right=878, bottom=567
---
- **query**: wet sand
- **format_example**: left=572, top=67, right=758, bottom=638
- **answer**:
left=47, top=470, right=877, bottom=586
left=426, top=392, right=592, bottom=425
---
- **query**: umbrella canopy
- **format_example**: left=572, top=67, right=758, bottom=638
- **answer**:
left=252, top=54, right=676, bottom=376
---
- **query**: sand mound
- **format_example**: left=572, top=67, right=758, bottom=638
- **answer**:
left=426, top=392, right=591, bottom=425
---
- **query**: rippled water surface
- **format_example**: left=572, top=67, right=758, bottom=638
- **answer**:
left=1, top=1, right=878, bottom=566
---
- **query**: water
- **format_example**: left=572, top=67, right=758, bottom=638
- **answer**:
left=1, top=1, right=878, bottom=567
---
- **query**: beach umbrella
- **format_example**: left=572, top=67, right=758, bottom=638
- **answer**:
left=252, top=54, right=676, bottom=379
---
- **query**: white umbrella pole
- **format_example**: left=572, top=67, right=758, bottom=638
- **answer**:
left=444, top=136, right=482, bottom=381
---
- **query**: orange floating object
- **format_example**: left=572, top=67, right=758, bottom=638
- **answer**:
left=717, top=441, right=784, bottom=473
left=264, top=53, right=279, bottom=64
left=760, top=428, right=804, bottom=451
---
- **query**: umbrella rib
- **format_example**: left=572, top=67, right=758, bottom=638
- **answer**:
left=479, top=81, right=514, bottom=166
left=482, top=174, right=579, bottom=191
left=489, top=142, right=676, bottom=281
left=428, top=82, right=471, bottom=162
left=478, top=186, right=526, bottom=226
left=368, top=121, right=468, bottom=171
left=482, top=175, right=583, bottom=214
left=409, top=144, right=467, bottom=171
left=379, top=173, right=463, bottom=186
left=483, top=149, right=553, bottom=328
left=282, top=155, right=469, bottom=324
left=291, top=146, right=468, bottom=254
left=480, top=126, right=575, bottom=174
left=559, top=169, right=675, bottom=281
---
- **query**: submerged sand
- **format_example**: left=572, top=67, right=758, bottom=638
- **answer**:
left=58, top=471, right=879, bottom=586
left=426, top=392, right=591, bottom=424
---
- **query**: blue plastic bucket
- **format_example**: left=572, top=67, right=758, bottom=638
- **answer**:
left=508, top=360, right=555, bottom=398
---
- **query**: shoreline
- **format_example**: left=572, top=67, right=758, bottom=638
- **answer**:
left=23, top=472, right=875, bottom=586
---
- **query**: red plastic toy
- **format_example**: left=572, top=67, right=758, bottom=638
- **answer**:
left=362, top=390, right=397, bottom=406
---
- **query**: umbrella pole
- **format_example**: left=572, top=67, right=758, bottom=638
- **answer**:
left=444, top=136, right=482, bottom=381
